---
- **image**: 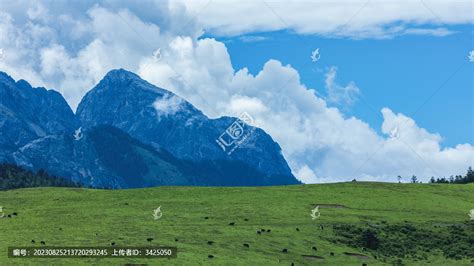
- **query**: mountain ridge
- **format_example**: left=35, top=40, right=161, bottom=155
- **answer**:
left=0, top=69, right=299, bottom=187
left=77, top=69, right=293, bottom=177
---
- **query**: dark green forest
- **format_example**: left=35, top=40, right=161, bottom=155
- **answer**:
left=0, top=163, right=80, bottom=190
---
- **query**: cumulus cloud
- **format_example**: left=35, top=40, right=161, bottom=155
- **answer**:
left=0, top=0, right=472, bottom=183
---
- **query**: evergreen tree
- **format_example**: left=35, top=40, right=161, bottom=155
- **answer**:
left=466, top=166, right=474, bottom=183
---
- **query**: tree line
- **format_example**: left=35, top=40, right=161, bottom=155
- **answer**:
left=0, top=163, right=81, bottom=190
left=428, top=166, right=474, bottom=184
left=401, top=167, right=474, bottom=184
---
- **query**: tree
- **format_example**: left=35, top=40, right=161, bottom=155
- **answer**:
left=466, top=166, right=474, bottom=183
left=411, top=175, right=418, bottom=183
left=429, top=177, right=435, bottom=183
left=448, top=176, right=455, bottom=183
left=397, top=175, right=402, bottom=183
left=453, top=175, right=464, bottom=184
left=360, top=229, right=379, bottom=249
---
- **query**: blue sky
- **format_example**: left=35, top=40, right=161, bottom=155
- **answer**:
left=210, top=25, right=473, bottom=147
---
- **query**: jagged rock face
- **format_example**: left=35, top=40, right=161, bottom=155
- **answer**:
left=76, top=69, right=294, bottom=178
left=0, top=72, right=77, bottom=161
left=0, top=69, right=299, bottom=187
left=12, top=126, right=193, bottom=188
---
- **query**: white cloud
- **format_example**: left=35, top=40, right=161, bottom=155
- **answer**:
left=294, top=165, right=318, bottom=184
left=0, top=1, right=201, bottom=110
left=0, top=1, right=472, bottom=184
left=26, top=1, right=47, bottom=21
left=324, top=66, right=360, bottom=106
left=153, top=94, right=184, bottom=117
left=403, top=27, right=456, bottom=37
left=238, top=35, right=269, bottom=43
left=225, top=95, right=269, bottom=115
left=182, top=0, right=473, bottom=38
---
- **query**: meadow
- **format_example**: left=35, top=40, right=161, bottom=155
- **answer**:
left=1, top=182, right=473, bottom=265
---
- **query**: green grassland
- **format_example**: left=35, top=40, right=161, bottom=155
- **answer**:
left=0, top=182, right=473, bottom=265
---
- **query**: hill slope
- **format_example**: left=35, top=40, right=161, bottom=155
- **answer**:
left=0, top=182, right=473, bottom=265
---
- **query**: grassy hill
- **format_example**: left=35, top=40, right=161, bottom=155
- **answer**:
left=0, top=182, right=473, bottom=265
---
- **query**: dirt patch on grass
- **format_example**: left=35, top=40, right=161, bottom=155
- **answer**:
left=302, top=255, right=324, bottom=260
left=312, top=204, right=347, bottom=209
left=343, top=252, right=369, bottom=259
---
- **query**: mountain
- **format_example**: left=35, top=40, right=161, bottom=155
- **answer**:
left=0, top=72, right=77, bottom=162
left=12, top=125, right=196, bottom=188
left=77, top=69, right=293, bottom=178
left=0, top=70, right=299, bottom=187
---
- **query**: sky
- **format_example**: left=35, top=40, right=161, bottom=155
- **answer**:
left=215, top=27, right=473, bottom=147
left=0, top=0, right=473, bottom=183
